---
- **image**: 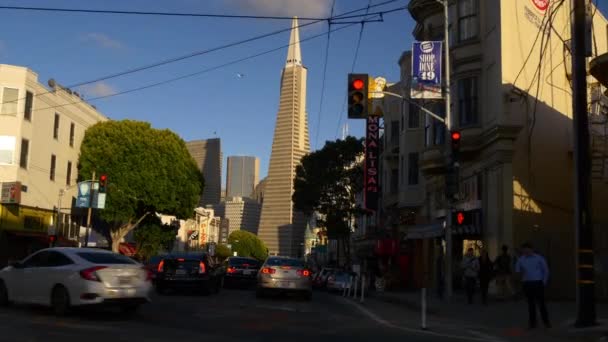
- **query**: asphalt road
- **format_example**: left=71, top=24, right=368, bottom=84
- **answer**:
left=0, top=286, right=505, bottom=342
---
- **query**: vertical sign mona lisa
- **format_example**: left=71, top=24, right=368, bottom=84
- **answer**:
left=365, top=116, right=380, bottom=211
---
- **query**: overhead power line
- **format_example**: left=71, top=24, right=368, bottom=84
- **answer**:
left=1, top=0, right=401, bottom=108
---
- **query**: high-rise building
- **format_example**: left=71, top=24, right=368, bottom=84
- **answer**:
left=258, top=17, right=310, bottom=257
left=186, top=138, right=222, bottom=207
left=219, top=196, right=261, bottom=235
left=226, top=156, right=259, bottom=198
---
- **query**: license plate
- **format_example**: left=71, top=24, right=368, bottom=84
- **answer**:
left=119, top=277, right=132, bottom=285
left=176, top=269, right=187, bottom=275
left=244, top=270, right=254, bottom=275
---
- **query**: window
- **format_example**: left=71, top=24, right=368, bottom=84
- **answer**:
left=0, top=136, right=16, bottom=165
left=20, top=139, right=29, bottom=169
left=458, top=0, right=479, bottom=42
left=265, top=258, right=304, bottom=267
left=50, top=154, right=56, bottom=181
left=24, top=91, right=33, bottom=121
left=23, top=215, right=43, bottom=230
left=408, top=153, right=419, bottom=185
left=47, top=252, right=74, bottom=267
left=22, top=251, right=51, bottom=268
left=76, top=252, right=136, bottom=265
left=53, top=113, right=60, bottom=139
left=408, top=103, right=420, bottom=128
left=458, top=77, right=479, bottom=126
left=390, top=120, right=399, bottom=146
left=390, top=169, right=399, bottom=194
left=66, top=161, right=72, bottom=186
left=69, top=123, right=75, bottom=147
left=1, top=88, right=18, bottom=115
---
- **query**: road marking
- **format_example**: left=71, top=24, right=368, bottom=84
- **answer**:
left=339, top=297, right=505, bottom=342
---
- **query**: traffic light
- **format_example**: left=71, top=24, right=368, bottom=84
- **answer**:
left=48, top=234, right=57, bottom=247
left=452, top=210, right=472, bottom=226
left=348, top=73, right=368, bottom=119
left=99, top=174, right=108, bottom=193
left=450, top=131, right=461, bottom=156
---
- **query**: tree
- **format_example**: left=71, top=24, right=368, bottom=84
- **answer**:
left=215, top=244, right=232, bottom=260
left=228, top=230, right=268, bottom=261
left=78, top=120, right=204, bottom=252
left=133, top=215, right=176, bottom=262
left=293, top=136, right=365, bottom=266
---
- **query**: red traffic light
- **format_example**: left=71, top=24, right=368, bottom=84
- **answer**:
left=451, top=131, right=461, bottom=141
left=100, top=174, right=107, bottom=182
left=352, top=79, right=365, bottom=90
left=49, top=235, right=56, bottom=242
left=456, top=212, right=465, bottom=225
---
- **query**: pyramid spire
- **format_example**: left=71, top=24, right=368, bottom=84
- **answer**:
left=286, top=16, right=302, bottom=67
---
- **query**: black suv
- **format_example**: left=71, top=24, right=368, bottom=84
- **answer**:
left=155, top=252, right=224, bottom=295
left=223, top=257, right=261, bottom=288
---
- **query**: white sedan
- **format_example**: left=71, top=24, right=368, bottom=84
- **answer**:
left=0, top=247, right=152, bottom=315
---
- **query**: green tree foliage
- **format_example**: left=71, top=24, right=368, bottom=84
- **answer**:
left=293, top=136, right=365, bottom=256
left=134, top=215, right=177, bottom=262
left=215, top=244, right=232, bottom=260
left=78, top=120, right=204, bottom=252
left=228, top=230, right=268, bottom=261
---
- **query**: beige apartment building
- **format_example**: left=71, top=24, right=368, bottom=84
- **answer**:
left=374, top=0, right=608, bottom=297
left=0, top=64, right=108, bottom=264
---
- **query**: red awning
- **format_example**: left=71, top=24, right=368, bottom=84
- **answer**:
left=119, top=243, right=137, bottom=256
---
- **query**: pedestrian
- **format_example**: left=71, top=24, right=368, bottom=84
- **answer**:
left=515, top=242, right=551, bottom=329
left=478, top=250, right=494, bottom=305
left=460, top=248, right=479, bottom=304
left=494, top=245, right=515, bottom=300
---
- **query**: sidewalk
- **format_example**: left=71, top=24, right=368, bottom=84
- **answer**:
left=361, top=289, right=608, bottom=341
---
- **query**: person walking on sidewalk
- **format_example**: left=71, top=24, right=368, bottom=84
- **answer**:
left=515, top=242, right=551, bottom=329
left=461, top=248, right=479, bottom=304
left=478, top=250, right=494, bottom=305
left=494, top=245, right=514, bottom=300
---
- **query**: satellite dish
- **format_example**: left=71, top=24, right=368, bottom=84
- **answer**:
left=48, top=79, right=56, bottom=88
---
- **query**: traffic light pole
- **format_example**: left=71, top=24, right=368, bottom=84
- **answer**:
left=572, top=0, right=596, bottom=327
left=84, top=171, right=95, bottom=248
left=438, top=0, right=454, bottom=302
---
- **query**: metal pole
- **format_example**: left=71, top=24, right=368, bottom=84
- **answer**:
left=572, top=0, right=596, bottom=327
left=84, top=171, right=95, bottom=248
left=421, top=287, right=428, bottom=330
left=440, top=0, right=453, bottom=302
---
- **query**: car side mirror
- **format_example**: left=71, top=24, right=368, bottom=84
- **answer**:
left=9, top=261, right=23, bottom=269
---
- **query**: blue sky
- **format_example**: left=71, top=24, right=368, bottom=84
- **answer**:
left=0, top=0, right=606, bottom=184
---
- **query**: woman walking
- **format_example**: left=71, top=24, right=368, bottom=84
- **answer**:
left=479, top=251, right=494, bottom=305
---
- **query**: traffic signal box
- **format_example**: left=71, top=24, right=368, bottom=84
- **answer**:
left=348, top=74, right=369, bottom=119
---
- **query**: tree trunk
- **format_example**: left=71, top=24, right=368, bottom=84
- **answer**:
left=110, top=212, right=150, bottom=253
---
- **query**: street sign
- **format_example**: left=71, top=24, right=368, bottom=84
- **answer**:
left=92, top=193, right=106, bottom=209
left=411, top=41, right=443, bottom=99
left=76, top=181, right=92, bottom=208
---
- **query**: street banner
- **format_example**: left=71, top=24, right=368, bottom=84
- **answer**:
left=76, top=181, right=92, bottom=208
left=411, top=41, right=443, bottom=99
left=364, top=116, right=380, bottom=211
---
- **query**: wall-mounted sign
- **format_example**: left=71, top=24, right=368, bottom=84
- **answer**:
left=364, top=116, right=380, bottom=211
left=1, top=182, right=21, bottom=204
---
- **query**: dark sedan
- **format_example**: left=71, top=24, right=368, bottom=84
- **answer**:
left=223, top=257, right=261, bottom=288
left=155, top=253, right=224, bottom=295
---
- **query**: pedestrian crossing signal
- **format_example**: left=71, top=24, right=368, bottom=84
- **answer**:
left=452, top=211, right=472, bottom=226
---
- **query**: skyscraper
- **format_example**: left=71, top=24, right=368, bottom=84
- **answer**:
left=186, top=138, right=222, bottom=207
left=226, top=156, right=260, bottom=198
left=258, top=17, right=310, bottom=257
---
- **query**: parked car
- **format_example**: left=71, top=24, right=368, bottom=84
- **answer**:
left=312, top=267, right=334, bottom=289
left=0, top=247, right=153, bottom=315
left=155, top=252, right=224, bottom=295
left=256, top=256, right=312, bottom=300
left=326, top=270, right=351, bottom=292
left=223, top=257, right=261, bottom=288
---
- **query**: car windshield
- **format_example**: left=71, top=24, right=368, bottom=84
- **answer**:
left=230, top=258, right=260, bottom=267
left=265, top=258, right=304, bottom=267
left=76, top=252, right=136, bottom=265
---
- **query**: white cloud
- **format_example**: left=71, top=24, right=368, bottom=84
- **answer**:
left=80, top=82, right=118, bottom=98
left=82, top=33, right=124, bottom=50
left=223, top=0, right=331, bottom=18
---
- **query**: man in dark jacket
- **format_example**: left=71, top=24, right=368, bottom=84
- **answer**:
left=494, top=245, right=514, bottom=300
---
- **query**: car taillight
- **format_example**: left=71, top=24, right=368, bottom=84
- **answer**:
left=157, top=260, right=164, bottom=273
left=261, top=267, right=275, bottom=274
left=227, top=267, right=237, bottom=274
left=199, top=261, right=206, bottom=274
left=79, top=266, right=107, bottom=282
left=297, top=269, right=311, bottom=277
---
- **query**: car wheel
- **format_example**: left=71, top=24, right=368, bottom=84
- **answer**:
left=51, top=285, right=70, bottom=316
left=0, top=280, right=9, bottom=307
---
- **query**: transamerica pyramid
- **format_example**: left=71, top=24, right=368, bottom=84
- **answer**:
left=257, top=17, right=310, bottom=257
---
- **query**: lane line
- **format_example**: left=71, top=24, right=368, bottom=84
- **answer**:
left=339, top=297, right=505, bottom=342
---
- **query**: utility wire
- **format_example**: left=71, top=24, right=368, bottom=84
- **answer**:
left=314, top=0, right=337, bottom=150
left=1, top=1, right=401, bottom=109
left=335, top=0, right=374, bottom=139
left=9, top=22, right=362, bottom=116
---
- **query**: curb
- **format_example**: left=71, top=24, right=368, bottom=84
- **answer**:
left=370, top=292, right=441, bottom=315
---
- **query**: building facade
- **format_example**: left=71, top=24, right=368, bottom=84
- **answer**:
left=217, top=196, right=261, bottom=236
left=186, top=138, right=222, bottom=207
left=378, top=0, right=608, bottom=297
left=226, top=156, right=260, bottom=198
left=258, top=17, right=311, bottom=257
left=0, top=64, right=108, bottom=264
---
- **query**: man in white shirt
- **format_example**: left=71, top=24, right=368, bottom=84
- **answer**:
left=515, top=242, right=551, bottom=329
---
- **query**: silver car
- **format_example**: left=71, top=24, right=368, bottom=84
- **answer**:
left=256, top=256, right=312, bottom=300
